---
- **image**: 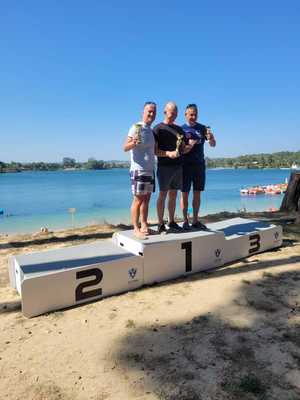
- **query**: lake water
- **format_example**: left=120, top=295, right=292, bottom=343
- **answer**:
left=0, top=168, right=290, bottom=234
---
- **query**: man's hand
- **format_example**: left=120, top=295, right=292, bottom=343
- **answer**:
left=166, top=150, right=179, bottom=159
left=206, top=128, right=216, bottom=147
left=207, top=133, right=216, bottom=147
left=123, top=136, right=138, bottom=152
left=188, top=139, right=198, bottom=146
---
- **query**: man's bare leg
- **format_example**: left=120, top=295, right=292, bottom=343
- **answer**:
left=192, top=191, right=201, bottom=224
left=140, top=193, right=151, bottom=234
left=131, top=195, right=145, bottom=238
left=168, top=190, right=177, bottom=223
left=180, top=192, right=189, bottom=223
left=157, top=191, right=168, bottom=225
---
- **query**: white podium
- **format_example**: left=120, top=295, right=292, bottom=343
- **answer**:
left=8, top=218, right=283, bottom=317
left=9, top=241, right=143, bottom=318
left=206, top=218, right=282, bottom=264
left=113, top=228, right=225, bottom=284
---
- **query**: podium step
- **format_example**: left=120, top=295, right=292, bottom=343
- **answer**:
left=9, top=240, right=143, bottom=317
left=206, top=218, right=282, bottom=263
left=113, top=227, right=225, bottom=284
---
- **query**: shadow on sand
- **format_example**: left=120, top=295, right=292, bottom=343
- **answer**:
left=0, top=231, right=116, bottom=250
left=111, top=256, right=300, bottom=400
left=0, top=300, right=21, bottom=313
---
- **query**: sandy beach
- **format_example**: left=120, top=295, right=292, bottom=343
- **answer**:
left=1, top=211, right=300, bottom=400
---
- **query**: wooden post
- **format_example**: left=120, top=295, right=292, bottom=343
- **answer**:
left=68, top=208, right=76, bottom=228
left=280, top=172, right=300, bottom=212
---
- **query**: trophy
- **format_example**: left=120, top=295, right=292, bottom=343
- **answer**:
left=175, top=133, right=184, bottom=157
left=134, top=123, right=142, bottom=145
left=206, top=126, right=212, bottom=141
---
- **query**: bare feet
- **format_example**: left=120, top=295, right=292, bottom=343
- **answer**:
left=133, top=229, right=147, bottom=240
left=140, top=224, right=150, bottom=235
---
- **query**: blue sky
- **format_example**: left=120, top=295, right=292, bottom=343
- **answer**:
left=1, top=1, right=299, bottom=162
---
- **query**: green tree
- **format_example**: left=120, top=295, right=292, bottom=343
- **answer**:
left=63, top=157, right=76, bottom=168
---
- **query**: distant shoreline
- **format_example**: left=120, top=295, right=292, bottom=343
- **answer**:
left=0, top=166, right=297, bottom=174
left=0, top=166, right=129, bottom=174
left=0, top=209, right=291, bottom=240
left=1, top=209, right=297, bottom=241
left=1, top=150, right=299, bottom=173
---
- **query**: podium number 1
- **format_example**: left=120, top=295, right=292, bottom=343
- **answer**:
left=182, top=241, right=192, bottom=272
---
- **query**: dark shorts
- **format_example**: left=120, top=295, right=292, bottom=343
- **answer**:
left=182, top=163, right=206, bottom=192
left=157, top=164, right=183, bottom=191
left=130, top=170, right=155, bottom=195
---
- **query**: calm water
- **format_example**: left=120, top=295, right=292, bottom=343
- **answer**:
left=0, top=168, right=290, bottom=234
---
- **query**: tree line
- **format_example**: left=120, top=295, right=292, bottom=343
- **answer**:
left=206, top=151, right=300, bottom=169
left=0, top=158, right=130, bottom=173
left=1, top=151, right=300, bottom=173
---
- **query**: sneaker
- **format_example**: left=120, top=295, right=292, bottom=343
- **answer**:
left=157, top=223, right=167, bottom=234
left=192, top=221, right=208, bottom=230
left=182, top=221, right=191, bottom=231
left=167, top=221, right=183, bottom=232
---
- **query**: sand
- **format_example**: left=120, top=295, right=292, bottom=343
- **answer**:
left=1, top=211, right=300, bottom=400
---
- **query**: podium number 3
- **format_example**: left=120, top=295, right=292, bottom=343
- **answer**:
left=75, top=268, right=103, bottom=301
left=249, top=234, right=261, bottom=254
left=182, top=241, right=192, bottom=272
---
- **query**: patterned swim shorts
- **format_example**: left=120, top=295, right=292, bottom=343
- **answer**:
left=130, top=170, right=155, bottom=195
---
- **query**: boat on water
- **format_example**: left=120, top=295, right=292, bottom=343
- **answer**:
left=240, top=183, right=288, bottom=196
left=280, top=163, right=299, bottom=170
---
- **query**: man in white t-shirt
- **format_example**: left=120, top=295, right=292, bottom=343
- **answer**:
left=123, top=102, right=156, bottom=238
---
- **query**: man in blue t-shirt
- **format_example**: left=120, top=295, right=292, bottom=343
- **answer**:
left=181, top=104, right=216, bottom=230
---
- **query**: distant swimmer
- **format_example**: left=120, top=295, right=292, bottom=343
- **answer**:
left=123, top=102, right=157, bottom=239
left=181, top=103, right=216, bottom=230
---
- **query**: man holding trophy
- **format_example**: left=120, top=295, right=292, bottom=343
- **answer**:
left=124, top=101, right=157, bottom=239
left=154, top=102, right=196, bottom=233
left=181, top=103, right=216, bottom=230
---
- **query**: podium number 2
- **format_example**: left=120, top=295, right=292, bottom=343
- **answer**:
left=75, top=268, right=103, bottom=301
left=182, top=241, right=192, bottom=272
left=249, top=234, right=261, bottom=254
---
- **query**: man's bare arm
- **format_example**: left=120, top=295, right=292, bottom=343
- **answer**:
left=123, top=136, right=138, bottom=152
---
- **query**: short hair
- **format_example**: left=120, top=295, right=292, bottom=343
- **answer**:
left=144, top=101, right=156, bottom=107
left=185, top=103, right=198, bottom=111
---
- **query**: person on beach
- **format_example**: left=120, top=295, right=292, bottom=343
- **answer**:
left=181, top=103, right=216, bottom=230
left=123, top=102, right=157, bottom=239
left=154, top=102, right=196, bottom=233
